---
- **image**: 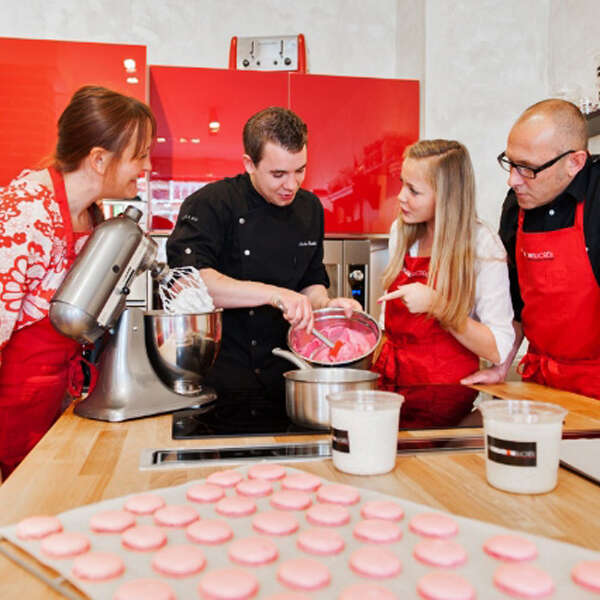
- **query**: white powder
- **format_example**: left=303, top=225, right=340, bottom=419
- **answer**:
left=483, top=417, right=563, bottom=494
left=158, top=266, right=215, bottom=314
left=330, top=405, right=400, bottom=475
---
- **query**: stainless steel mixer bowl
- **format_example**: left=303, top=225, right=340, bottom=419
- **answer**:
left=144, top=310, right=222, bottom=395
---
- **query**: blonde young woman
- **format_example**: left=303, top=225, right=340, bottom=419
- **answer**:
left=374, top=139, right=515, bottom=388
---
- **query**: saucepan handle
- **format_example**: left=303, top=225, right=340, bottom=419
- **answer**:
left=272, top=347, right=312, bottom=370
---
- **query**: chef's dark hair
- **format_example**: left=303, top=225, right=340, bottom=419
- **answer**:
left=53, top=85, right=156, bottom=172
left=243, top=107, right=307, bottom=164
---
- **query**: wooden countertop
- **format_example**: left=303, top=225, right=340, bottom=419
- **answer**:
left=1, top=381, right=599, bottom=598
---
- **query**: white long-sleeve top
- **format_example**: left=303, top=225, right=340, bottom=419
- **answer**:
left=379, top=219, right=515, bottom=364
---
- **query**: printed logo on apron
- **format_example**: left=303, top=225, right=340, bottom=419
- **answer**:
left=487, top=435, right=537, bottom=467
left=331, top=427, right=350, bottom=453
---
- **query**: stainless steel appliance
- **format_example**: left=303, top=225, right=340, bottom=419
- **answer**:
left=50, top=207, right=222, bottom=422
left=323, top=237, right=389, bottom=322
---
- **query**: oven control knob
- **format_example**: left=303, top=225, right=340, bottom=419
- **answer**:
left=349, top=269, right=364, bottom=283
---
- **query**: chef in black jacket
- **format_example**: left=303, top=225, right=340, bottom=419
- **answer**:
left=167, top=107, right=360, bottom=420
left=463, top=99, right=600, bottom=398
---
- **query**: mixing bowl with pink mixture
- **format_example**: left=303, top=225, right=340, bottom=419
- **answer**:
left=286, top=308, right=381, bottom=369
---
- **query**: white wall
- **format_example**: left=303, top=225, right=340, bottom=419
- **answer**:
left=1, top=0, right=598, bottom=224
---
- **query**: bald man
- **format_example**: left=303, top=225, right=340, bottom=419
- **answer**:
left=463, top=99, right=600, bottom=398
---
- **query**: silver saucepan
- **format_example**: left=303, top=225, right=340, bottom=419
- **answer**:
left=272, top=348, right=379, bottom=429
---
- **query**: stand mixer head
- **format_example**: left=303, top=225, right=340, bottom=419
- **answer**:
left=49, top=206, right=222, bottom=422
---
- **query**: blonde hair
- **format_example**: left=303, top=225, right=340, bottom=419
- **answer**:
left=382, top=139, right=476, bottom=331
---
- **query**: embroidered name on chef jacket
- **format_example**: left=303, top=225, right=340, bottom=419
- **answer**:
left=401, top=266, right=429, bottom=279
left=487, top=435, right=537, bottom=467
left=298, top=240, right=317, bottom=247
left=520, top=249, right=554, bottom=260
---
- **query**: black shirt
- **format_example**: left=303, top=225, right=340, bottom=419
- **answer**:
left=499, top=155, right=600, bottom=321
left=166, top=173, right=329, bottom=401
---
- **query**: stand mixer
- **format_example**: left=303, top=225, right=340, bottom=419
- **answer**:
left=49, top=206, right=222, bottom=422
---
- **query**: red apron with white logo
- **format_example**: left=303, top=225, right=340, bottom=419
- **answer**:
left=516, top=201, right=600, bottom=398
left=0, top=168, right=88, bottom=479
left=373, top=255, right=479, bottom=391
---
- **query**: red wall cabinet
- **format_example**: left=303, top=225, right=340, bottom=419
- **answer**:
left=0, top=37, right=146, bottom=186
left=290, top=73, right=419, bottom=234
left=149, top=68, right=418, bottom=234
left=149, top=66, right=288, bottom=181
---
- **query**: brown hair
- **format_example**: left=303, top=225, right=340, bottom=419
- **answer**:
left=243, top=106, right=307, bottom=164
left=53, top=85, right=156, bottom=172
left=383, top=139, right=478, bottom=331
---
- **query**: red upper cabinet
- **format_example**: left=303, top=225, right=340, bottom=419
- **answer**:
left=0, top=37, right=146, bottom=186
left=149, top=67, right=288, bottom=181
left=290, top=73, right=419, bottom=234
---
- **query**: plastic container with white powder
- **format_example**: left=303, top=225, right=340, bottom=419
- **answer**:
left=327, top=390, right=404, bottom=475
left=478, top=400, right=567, bottom=494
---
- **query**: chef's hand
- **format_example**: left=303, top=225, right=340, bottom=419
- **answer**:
left=271, top=289, right=314, bottom=331
left=327, top=296, right=362, bottom=318
left=378, top=283, right=436, bottom=314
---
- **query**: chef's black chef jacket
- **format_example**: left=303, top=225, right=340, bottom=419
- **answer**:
left=499, top=155, right=600, bottom=321
left=167, top=173, right=330, bottom=412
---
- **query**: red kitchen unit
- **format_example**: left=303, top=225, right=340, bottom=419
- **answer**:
left=149, top=66, right=288, bottom=182
left=0, top=37, right=146, bottom=187
left=290, top=73, right=419, bottom=234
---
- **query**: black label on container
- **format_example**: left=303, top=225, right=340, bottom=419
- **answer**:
left=487, top=435, right=537, bottom=467
left=332, top=427, right=350, bottom=453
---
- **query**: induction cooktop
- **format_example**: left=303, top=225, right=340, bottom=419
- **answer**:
left=171, top=384, right=490, bottom=440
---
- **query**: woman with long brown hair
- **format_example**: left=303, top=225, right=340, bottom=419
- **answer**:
left=0, top=85, right=155, bottom=479
left=374, top=139, right=514, bottom=388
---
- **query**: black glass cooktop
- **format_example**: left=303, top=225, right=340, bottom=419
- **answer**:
left=172, top=384, right=490, bottom=440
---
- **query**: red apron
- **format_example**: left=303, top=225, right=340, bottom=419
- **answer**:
left=373, top=254, right=479, bottom=391
left=0, top=167, right=88, bottom=479
left=516, top=200, right=600, bottom=398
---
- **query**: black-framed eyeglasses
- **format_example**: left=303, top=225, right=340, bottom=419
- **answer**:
left=497, top=150, right=575, bottom=179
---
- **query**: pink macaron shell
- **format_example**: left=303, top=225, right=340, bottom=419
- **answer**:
left=187, top=519, right=234, bottom=545
left=270, top=490, right=312, bottom=511
left=121, top=525, right=167, bottom=552
left=263, top=594, right=312, bottom=600
left=198, top=567, right=259, bottom=600
left=483, top=534, right=538, bottom=562
left=316, top=483, right=360, bottom=506
left=71, top=551, right=125, bottom=581
left=277, top=557, right=331, bottom=591
left=228, top=536, right=279, bottom=565
left=124, top=493, right=165, bottom=515
left=90, top=510, right=136, bottom=534
left=16, top=515, right=62, bottom=540
left=235, top=478, right=273, bottom=497
left=417, top=571, right=475, bottom=600
left=409, top=513, right=459, bottom=539
left=571, top=560, right=600, bottom=592
left=281, top=472, right=322, bottom=492
left=338, top=582, right=398, bottom=600
left=305, top=503, right=351, bottom=527
left=152, top=544, right=206, bottom=578
left=40, top=532, right=90, bottom=558
left=113, top=578, right=176, bottom=600
left=360, top=500, right=404, bottom=522
left=353, top=519, right=403, bottom=544
left=186, top=483, right=225, bottom=503
left=247, top=463, right=287, bottom=480
left=216, top=496, right=257, bottom=517
left=153, top=504, right=199, bottom=527
left=493, top=563, right=554, bottom=598
left=297, top=527, right=345, bottom=555
left=206, top=469, right=244, bottom=488
left=349, top=545, right=402, bottom=579
left=252, top=510, right=300, bottom=536
left=413, top=539, right=468, bottom=568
